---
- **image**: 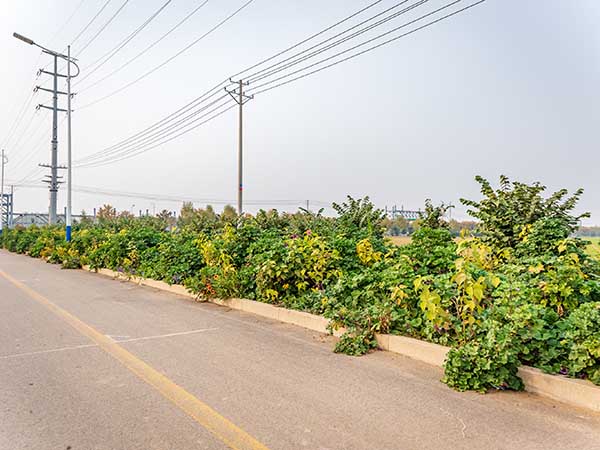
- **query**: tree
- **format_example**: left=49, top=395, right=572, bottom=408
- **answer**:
left=332, top=196, right=385, bottom=238
left=118, top=210, right=134, bottom=219
left=177, top=202, right=220, bottom=233
left=221, top=204, right=238, bottom=224
left=417, top=199, right=452, bottom=230
left=461, top=175, right=589, bottom=251
left=156, top=209, right=176, bottom=229
left=97, top=204, right=116, bottom=221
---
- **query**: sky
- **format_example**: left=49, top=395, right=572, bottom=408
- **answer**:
left=1, top=0, right=599, bottom=223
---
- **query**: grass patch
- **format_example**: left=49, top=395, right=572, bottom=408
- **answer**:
left=582, top=237, right=600, bottom=259
left=386, top=235, right=412, bottom=246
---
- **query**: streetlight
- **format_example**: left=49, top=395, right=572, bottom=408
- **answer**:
left=13, top=32, right=80, bottom=241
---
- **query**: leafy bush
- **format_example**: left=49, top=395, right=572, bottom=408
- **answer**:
left=559, top=302, right=600, bottom=384
left=255, top=231, right=340, bottom=306
left=461, top=175, right=588, bottom=252
left=443, top=325, right=524, bottom=393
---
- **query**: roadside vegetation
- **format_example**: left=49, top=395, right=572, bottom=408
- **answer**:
left=2, top=176, right=599, bottom=393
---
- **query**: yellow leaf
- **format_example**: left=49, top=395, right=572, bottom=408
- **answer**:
left=490, top=275, right=501, bottom=288
left=454, top=272, right=467, bottom=286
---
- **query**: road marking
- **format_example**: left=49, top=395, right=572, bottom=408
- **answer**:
left=0, top=343, right=97, bottom=360
left=118, top=328, right=219, bottom=343
left=0, top=328, right=218, bottom=360
left=0, top=269, right=269, bottom=450
left=105, top=334, right=131, bottom=341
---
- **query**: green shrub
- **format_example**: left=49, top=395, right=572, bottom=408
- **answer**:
left=559, top=302, right=600, bottom=384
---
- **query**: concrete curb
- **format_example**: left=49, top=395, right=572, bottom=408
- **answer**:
left=375, top=334, right=449, bottom=367
left=81, top=265, right=600, bottom=413
left=518, top=366, right=600, bottom=413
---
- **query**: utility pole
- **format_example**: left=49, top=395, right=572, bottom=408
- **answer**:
left=66, top=45, right=73, bottom=241
left=0, top=149, right=6, bottom=235
left=51, top=53, right=58, bottom=224
left=37, top=53, right=67, bottom=225
left=9, top=185, right=14, bottom=228
left=226, top=79, right=253, bottom=215
left=13, top=33, right=79, bottom=231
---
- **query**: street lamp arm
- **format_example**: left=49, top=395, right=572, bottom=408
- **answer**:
left=60, top=56, right=81, bottom=78
left=14, top=31, right=79, bottom=77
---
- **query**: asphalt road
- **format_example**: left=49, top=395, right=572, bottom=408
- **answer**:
left=1, top=249, right=599, bottom=450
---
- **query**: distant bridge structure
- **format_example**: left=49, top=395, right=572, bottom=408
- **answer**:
left=385, top=205, right=422, bottom=221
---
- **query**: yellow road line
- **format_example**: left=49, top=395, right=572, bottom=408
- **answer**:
left=0, top=269, right=269, bottom=450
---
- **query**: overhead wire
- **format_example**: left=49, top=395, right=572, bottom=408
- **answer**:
left=70, top=0, right=114, bottom=46
left=6, top=108, right=44, bottom=157
left=229, top=0, right=385, bottom=79
left=13, top=114, right=67, bottom=185
left=10, top=111, right=53, bottom=173
left=244, top=0, right=422, bottom=83
left=72, top=0, right=415, bottom=164
left=10, top=182, right=333, bottom=209
left=77, top=98, right=237, bottom=167
left=2, top=0, right=87, bottom=151
left=74, top=0, right=486, bottom=169
left=76, top=0, right=255, bottom=109
left=74, top=0, right=130, bottom=57
left=1, top=88, right=38, bottom=149
left=48, top=0, right=87, bottom=46
left=75, top=0, right=211, bottom=93
left=75, top=89, right=229, bottom=164
left=75, top=0, right=174, bottom=86
left=248, top=0, right=483, bottom=95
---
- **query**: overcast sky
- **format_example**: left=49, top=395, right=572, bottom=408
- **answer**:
left=1, top=0, right=598, bottom=223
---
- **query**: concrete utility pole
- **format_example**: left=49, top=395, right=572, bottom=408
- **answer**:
left=13, top=32, right=79, bottom=231
left=0, top=149, right=6, bottom=235
left=50, top=54, right=59, bottom=224
left=37, top=53, right=68, bottom=226
left=9, top=185, right=14, bottom=228
left=66, top=45, right=73, bottom=241
left=226, top=79, right=253, bottom=215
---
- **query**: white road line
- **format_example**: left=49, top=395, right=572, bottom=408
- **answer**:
left=0, top=328, right=218, bottom=360
left=117, top=328, right=219, bottom=343
left=0, top=343, right=98, bottom=359
left=105, top=334, right=131, bottom=342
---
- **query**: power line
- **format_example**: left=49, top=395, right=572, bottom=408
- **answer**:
left=6, top=109, right=44, bottom=158
left=245, top=0, right=427, bottom=83
left=10, top=112, right=53, bottom=174
left=11, top=181, right=333, bottom=208
left=48, top=0, right=87, bottom=46
left=74, top=0, right=130, bottom=57
left=12, top=115, right=67, bottom=185
left=73, top=0, right=415, bottom=164
left=75, top=0, right=173, bottom=86
left=75, top=90, right=229, bottom=164
left=1, top=88, right=38, bottom=149
left=249, top=0, right=481, bottom=95
left=72, top=79, right=230, bottom=164
left=77, top=0, right=256, bottom=109
left=230, top=0, right=385, bottom=79
left=1, top=0, right=92, bottom=148
left=77, top=99, right=236, bottom=167
left=76, top=0, right=211, bottom=93
left=74, top=0, right=486, bottom=169
left=70, top=0, right=114, bottom=46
